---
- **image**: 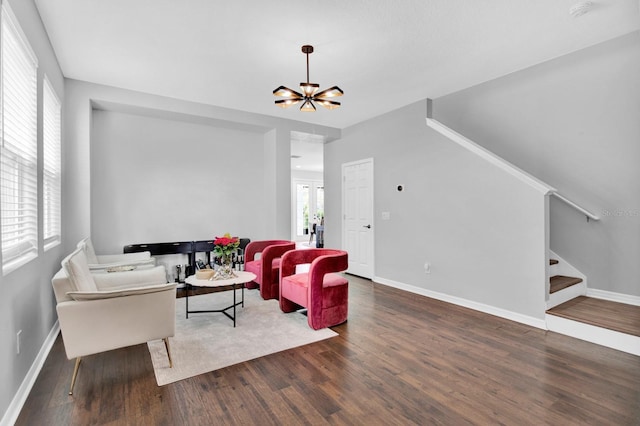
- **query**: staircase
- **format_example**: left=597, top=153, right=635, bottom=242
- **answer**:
left=545, top=255, right=640, bottom=356
left=423, top=115, right=639, bottom=355
left=546, top=255, right=586, bottom=310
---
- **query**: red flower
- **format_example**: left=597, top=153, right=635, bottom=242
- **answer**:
left=214, top=236, right=238, bottom=246
left=213, top=233, right=240, bottom=257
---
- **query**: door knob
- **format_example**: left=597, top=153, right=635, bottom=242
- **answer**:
left=363, top=224, right=371, bottom=229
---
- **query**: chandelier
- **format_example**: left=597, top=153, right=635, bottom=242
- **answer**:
left=273, top=45, right=343, bottom=112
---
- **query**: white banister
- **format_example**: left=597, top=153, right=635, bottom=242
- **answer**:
left=425, top=106, right=599, bottom=223
left=552, top=192, right=600, bottom=222
left=426, top=117, right=555, bottom=195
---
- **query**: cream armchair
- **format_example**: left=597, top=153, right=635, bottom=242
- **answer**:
left=53, top=247, right=176, bottom=395
left=77, top=237, right=156, bottom=270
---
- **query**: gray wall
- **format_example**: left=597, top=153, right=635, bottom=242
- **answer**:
left=3, top=40, right=340, bottom=422
left=64, top=79, right=341, bottom=258
left=0, top=0, right=65, bottom=421
left=325, top=100, right=548, bottom=323
left=91, top=109, right=267, bottom=252
left=3, top=5, right=636, bottom=421
left=292, top=170, right=323, bottom=181
left=434, top=31, right=640, bottom=296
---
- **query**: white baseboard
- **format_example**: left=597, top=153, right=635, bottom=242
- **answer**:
left=0, top=321, right=60, bottom=426
left=373, top=276, right=547, bottom=330
left=587, top=288, right=640, bottom=306
left=371, top=275, right=639, bottom=357
left=546, top=314, right=640, bottom=356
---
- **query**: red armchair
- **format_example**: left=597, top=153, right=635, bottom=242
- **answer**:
left=244, top=240, right=295, bottom=300
left=279, top=249, right=349, bottom=330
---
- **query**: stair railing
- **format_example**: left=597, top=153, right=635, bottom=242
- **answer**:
left=425, top=99, right=600, bottom=223
left=551, top=192, right=600, bottom=222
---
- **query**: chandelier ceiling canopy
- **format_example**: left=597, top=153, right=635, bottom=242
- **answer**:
left=273, top=45, right=343, bottom=112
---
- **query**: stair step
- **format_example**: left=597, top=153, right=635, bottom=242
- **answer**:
left=550, top=275, right=583, bottom=293
left=549, top=259, right=558, bottom=265
left=547, top=296, right=640, bottom=338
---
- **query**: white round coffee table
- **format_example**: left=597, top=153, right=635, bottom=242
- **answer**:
left=184, top=270, right=256, bottom=327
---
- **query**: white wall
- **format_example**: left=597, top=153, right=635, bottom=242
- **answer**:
left=0, top=0, right=65, bottom=421
left=434, top=32, right=640, bottom=296
left=325, top=100, right=548, bottom=322
left=292, top=170, right=323, bottom=181
left=91, top=110, right=266, bottom=252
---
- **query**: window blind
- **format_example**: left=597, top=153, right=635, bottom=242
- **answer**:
left=43, top=76, right=61, bottom=248
left=1, top=4, right=39, bottom=273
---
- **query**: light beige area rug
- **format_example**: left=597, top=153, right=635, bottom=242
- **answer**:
left=147, top=288, right=337, bottom=386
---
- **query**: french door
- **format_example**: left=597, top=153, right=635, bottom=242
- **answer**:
left=292, top=180, right=324, bottom=241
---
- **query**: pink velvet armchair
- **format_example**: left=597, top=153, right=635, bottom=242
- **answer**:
left=279, top=249, right=349, bottom=330
left=244, top=240, right=295, bottom=300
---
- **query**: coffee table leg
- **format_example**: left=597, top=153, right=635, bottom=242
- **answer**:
left=233, top=284, right=237, bottom=327
left=185, top=283, right=189, bottom=319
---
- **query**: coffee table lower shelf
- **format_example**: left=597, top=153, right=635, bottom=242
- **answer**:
left=184, top=271, right=257, bottom=327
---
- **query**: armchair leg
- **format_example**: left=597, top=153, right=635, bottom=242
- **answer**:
left=163, top=337, right=173, bottom=368
left=69, top=357, right=82, bottom=395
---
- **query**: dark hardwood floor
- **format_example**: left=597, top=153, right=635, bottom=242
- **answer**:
left=17, top=275, right=640, bottom=425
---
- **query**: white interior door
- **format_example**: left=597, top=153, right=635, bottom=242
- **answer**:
left=342, top=159, right=374, bottom=278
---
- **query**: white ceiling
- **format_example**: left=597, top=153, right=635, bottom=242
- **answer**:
left=290, top=131, right=324, bottom=173
left=35, top=0, right=639, bottom=130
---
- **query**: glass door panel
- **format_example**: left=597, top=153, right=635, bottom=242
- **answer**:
left=293, top=180, right=323, bottom=241
left=295, top=183, right=310, bottom=238
left=315, top=185, right=324, bottom=223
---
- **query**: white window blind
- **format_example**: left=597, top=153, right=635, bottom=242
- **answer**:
left=43, top=76, right=61, bottom=249
left=1, top=4, right=38, bottom=273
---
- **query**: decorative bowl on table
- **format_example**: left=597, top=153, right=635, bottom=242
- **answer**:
left=195, top=269, right=215, bottom=280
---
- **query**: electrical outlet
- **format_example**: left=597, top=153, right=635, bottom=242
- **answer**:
left=424, top=262, right=431, bottom=274
left=16, top=330, right=22, bottom=355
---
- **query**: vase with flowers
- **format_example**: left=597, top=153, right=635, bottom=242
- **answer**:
left=213, top=233, right=240, bottom=280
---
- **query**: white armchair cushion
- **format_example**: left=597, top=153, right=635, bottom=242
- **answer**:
left=92, top=265, right=167, bottom=290
left=78, top=237, right=155, bottom=270
left=96, top=252, right=150, bottom=263
left=61, top=248, right=97, bottom=292
left=93, top=252, right=154, bottom=269
left=77, top=237, right=99, bottom=264
left=67, top=282, right=176, bottom=301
